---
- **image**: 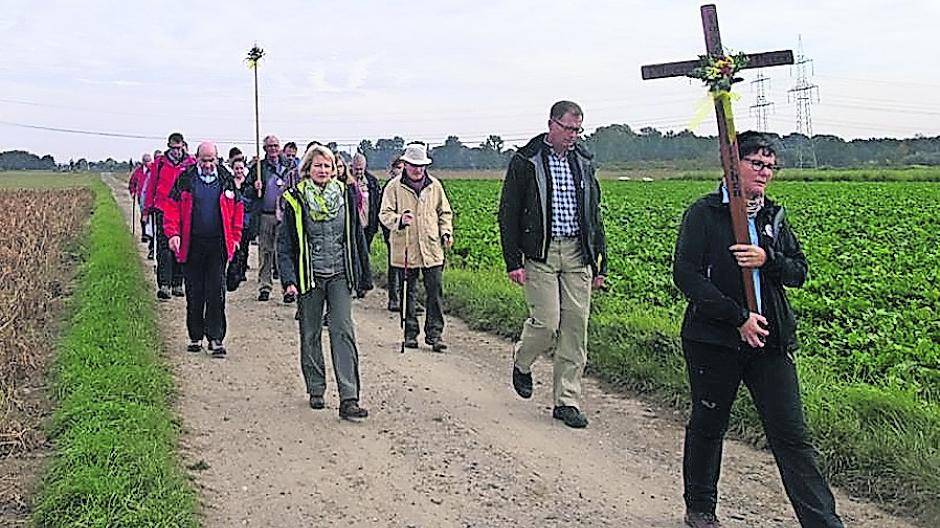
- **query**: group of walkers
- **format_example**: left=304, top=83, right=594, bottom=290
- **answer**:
left=126, top=100, right=846, bottom=527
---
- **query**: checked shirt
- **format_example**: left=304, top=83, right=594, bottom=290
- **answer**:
left=546, top=146, right=580, bottom=238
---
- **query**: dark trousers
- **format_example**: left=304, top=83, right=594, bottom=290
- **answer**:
left=226, top=229, right=251, bottom=290
left=183, top=237, right=227, bottom=343
left=682, top=339, right=843, bottom=528
left=400, top=265, right=444, bottom=342
left=154, top=210, right=183, bottom=288
left=385, top=237, right=401, bottom=307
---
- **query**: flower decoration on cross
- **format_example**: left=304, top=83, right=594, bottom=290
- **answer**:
left=688, top=51, right=749, bottom=93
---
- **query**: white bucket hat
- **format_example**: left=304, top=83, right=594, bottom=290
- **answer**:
left=400, top=142, right=432, bottom=166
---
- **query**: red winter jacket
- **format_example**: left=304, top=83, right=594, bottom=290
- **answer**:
left=145, top=154, right=196, bottom=214
left=162, top=166, right=244, bottom=264
left=128, top=164, right=145, bottom=197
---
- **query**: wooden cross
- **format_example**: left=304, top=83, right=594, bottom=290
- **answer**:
left=641, top=4, right=793, bottom=312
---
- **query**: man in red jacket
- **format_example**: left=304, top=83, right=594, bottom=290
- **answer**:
left=146, top=132, right=195, bottom=300
left=164, top=142, right=244, bottom=357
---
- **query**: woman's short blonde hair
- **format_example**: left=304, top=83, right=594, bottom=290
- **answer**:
left=299, top=144, right=336, bottom=177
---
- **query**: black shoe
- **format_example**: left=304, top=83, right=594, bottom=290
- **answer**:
left=147, top=248, right=155, bottom=260
left=403, top=338, right=418, bottom=349
left=258, top=290, right=270, bottom=301
left=355, top=290, right=367, bottom=299
left=552, top=406, right=588, bottom=428
left=415, top=305, right=425, bottom=315
left=387, top=302, right=400, bottom=312
left=339, top=399, right=368, bottom=420
left=426, top=338, right=447, bottom=352
left=208, top=340, right=226, bottom=358
left=172, top=285, right=185, bottom=297
left=309, top=395, right=325, bottom=410
left=512, top=366, right=533, bottom=399
left=186, top=340, right=202, bottom=353
left=157, top=286, right=171, bottom=300
left=283, top=292, right=296, bottom=304
left=684, top=510, right=721, bottom=528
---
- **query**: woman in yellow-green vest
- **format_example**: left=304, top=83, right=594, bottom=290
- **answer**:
left=277, top=144, right=372, bottom=420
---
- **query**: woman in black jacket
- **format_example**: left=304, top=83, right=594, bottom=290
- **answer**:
left=672, top=131, right=843, bottom=528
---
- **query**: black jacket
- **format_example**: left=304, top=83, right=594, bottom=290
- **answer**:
left=361, top=170, right=381, bottom=240
left=673, top=190, right=807, bottom=352
left=277, top=182, right=372, bottom=294
left=498, top=134, right=608, bottom=276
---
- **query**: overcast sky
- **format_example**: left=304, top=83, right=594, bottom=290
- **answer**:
left=1, top=0, right=938, bottom=162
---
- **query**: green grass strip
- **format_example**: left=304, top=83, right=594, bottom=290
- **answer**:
left=32, top=179, right=197, bottom=527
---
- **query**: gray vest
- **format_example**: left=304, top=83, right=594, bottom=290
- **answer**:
left=303, top=202, right=347, bottom=278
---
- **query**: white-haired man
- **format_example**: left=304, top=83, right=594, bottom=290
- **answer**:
left=379, top=143, right=454, bottom=352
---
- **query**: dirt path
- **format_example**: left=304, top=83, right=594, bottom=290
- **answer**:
left=105, top=175, right=914, bottom=527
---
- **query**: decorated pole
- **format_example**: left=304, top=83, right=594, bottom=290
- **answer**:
left=246, top=44, right=266, bottom=197
left=640, top=4, right=793, bottom=312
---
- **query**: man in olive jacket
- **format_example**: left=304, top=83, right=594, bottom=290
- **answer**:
left=498, top=100, right=608, bottom=429
left=673, top=131, right=843, bottom=528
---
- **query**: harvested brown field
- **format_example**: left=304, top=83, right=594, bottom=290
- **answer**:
left=0, top=187, right=93, bottom=521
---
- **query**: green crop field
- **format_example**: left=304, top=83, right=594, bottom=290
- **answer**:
left=422, top=178, right=940, bottom=520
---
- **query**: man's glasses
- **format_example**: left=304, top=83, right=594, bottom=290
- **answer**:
left=551, top=119, right=584, bottom=134
left=264, top=144, right=279, bottom=149
left=742, top=158, right=781, bottom=172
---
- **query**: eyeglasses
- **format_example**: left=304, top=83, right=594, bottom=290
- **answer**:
left=742, top=158, right=780, bottom=172
left=264, top=144, right=279, bottom=149
left=551, top=119, right=584, bottom=134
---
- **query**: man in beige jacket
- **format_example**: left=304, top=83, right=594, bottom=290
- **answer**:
left=379, top=143, right=454, bottom=352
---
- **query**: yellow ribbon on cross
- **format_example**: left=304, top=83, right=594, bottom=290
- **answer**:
left=688, top=90, right=740, bottom=143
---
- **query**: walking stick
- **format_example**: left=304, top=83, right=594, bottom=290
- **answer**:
left=246, top=44, right=266, bottom=199
left=400, top=218, right=410, bottom=354
left=131, top=195, right=137, bottom=237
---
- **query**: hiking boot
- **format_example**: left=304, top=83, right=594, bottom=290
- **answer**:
left=283, top=292, right=296, bottom=304
left=309, top=395, right=325, bottom=410
left=186, top=340, right=203, bottom=353
left=258, top=290, right=270, bottom=301
left=403, top=338, right=418, bottom=349
left=339, top=399, right=368, bottom=420
left=512, top=366, right=533, bottom=399
left=684, top=510, right=721, bottom=528
left=172, top=285, right=185, bottom=297
left=157, top=286, right=171, bottom=300
left=552, top=406, right=588, bottom=429
left=208, top=340, right=226, bottom=358
left=426, top=338, right=447, bottom=352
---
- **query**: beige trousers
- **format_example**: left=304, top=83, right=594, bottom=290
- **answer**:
left=513, top=238, right=592, bottom=408
left=258, top=213, right=278, bottom=293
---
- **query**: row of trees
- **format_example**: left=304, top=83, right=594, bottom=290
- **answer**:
left=0, top=150, right=133, bottom=172
left=357, top=128, right=940, bottom=170
left=5, top=128, right=939, bottom=172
